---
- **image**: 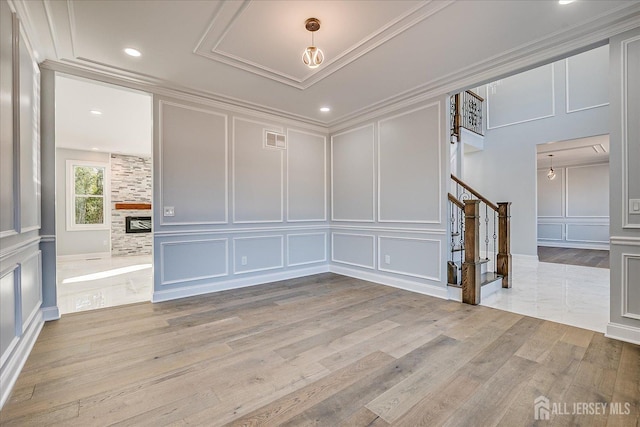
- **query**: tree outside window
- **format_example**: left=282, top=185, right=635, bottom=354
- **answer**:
left=67, top=160, right=109, bottom=230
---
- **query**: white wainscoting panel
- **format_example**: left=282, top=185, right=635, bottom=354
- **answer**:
left=537, top=169, right=564, bottom=218
left=566, top=224, right=609, bottom=244
left=378, top=236, right=441, bottom=281
left=487, top=63, right=555, bottom=129
left=622, top=254, right=640, bottom=320
left=331, top=233, right=375, bottom=269
left=378, top=104, right=441, bottom=223
left=566, top=45, right=609, bottom=113
left=566, top=164, right=609, bottom=218
left=160, top=239, right=228, bottom=285
left=233, top=118, right=284, bottom=223
left=159, top=101, right=228, bottom=225
left=0, top=1, right=14, bottom=237
left=20, top=251, right=41, bottom=333
left=331, top=125, right=375, bottom=222
left=233, top=235, right=284, bottom=274
left=538, top=223, right=564, bottom=241
left=287, top=130, right=326, bottom=222
left=0, top=267, right=18, bottom=368
left=287, top=233, right=326, bottom=267
left=623, top=37, right=640, bottom=228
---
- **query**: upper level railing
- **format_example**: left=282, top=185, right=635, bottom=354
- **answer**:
left=450, top=90, right=484, bottom=141
left=448, top=174, right=511, bottom=305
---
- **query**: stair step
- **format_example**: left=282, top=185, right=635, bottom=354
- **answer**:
left=451, top=232, right=460, bottom=237
left=451, top=246, right=463, bottom=252
left=480, top=272, right=502, bottom=287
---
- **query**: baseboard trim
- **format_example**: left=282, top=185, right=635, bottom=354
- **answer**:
left=57, top=252, right=111, bottom=262
left=512, top=254, right=540, bottom=262
left=605, top=322, right=640, bottom=345
left=329, top=265, right=448, bottom=300
left=42, top=306, right=60, bottom=321
left=538, top=242, right=609, bottom=251
left=0, top=310, right=44, bottom=409
left=152, top=265, right=330, bottom=303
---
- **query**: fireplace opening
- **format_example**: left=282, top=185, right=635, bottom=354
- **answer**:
left=125, top=216, right=152, bottom=233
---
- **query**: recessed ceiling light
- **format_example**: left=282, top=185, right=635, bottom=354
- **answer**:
left=90, top=110, right=102, bottom=115
left=320, top=107, right=331, bottom=112
left=91, top=147, right=99, bottom=151
left=124, top=47, right=141, bottom=57
left=559, top=0, right=575, bottom=4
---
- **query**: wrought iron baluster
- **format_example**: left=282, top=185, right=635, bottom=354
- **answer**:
left=484, top=203, right=490, bottom=261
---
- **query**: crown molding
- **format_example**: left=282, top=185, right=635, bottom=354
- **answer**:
left=40, top=60, right=328, bottom=133
left=328, top=2, right=640, bottom=132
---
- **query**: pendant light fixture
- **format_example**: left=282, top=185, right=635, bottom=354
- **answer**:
left=302, top=18, right=324, bottom=69
left=547, top=154, right=557, bottom=180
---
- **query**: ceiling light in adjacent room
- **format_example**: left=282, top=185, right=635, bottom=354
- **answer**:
left=547, top=154, right=557, bottom=180
left=559, top=0, right=575, bottom=4
left=90, top=110, right=102, bottom=115
left=124, top=47, right=141, bottom=57
left=302, top=18, right=324, bottom=69
left=320, top=107, right=331, bottom=112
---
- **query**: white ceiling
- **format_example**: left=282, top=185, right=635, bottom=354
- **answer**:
left=55, top=75, right=152, bottom=156
left=537, top=134, right=609, bottom=167
left=19, top=0, right=640, bottom=125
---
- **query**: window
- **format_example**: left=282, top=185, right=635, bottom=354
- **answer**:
left=66, top=160, right=110, bottom=230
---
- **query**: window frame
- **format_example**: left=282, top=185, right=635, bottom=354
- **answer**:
left=66, top=159, right=110, bottom=231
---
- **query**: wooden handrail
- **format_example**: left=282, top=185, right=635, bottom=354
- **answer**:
left=465, top=89, right=484, bottom=102
left=450, top=174, right=498, bottom=212
left=448, top=193, right=464, bottom=210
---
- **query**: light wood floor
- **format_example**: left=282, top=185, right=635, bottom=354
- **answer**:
left=1, top=273, right=638, bottom=426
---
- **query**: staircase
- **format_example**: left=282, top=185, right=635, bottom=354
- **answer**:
left=448, top=174, right=512, bottom=305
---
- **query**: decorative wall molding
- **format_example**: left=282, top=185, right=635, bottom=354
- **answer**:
left=621, top=35, right=640, bottom=229
left=19, top=250, right=42, bottom=334
left=565, top=54, right=609, bottom=114
left=565, top=164, right=609, bottom=219
left=0, top=236, right=40, bottom=261
left=610, top=236, right=640, bottom=246
left=160, top=239, right=229, bottom=286
left=377, top=236, right=441, bottom=282
left=0, top=309, right=42, bottom=409
left=330, top=123, right=376, bottom=222
left=158, top=99, right=229, bottom=226
left=565, top=223, right=609, bottom=244
left=330, top=225, right=446, bottom=235
left=377, top=103, right=442, bottom=224
left=285, top=128, right=328, bottom=223
left=154, top=225, right=329, bottom=237
left=331, top=233, right=376, bottom=269
left=286, top=233, right=327, bottom=267
left=621, top=253, right=640, bottom=320
left=232, top=235, right=284, bottom=274
left=56, top=251, right=110, bottom=262
left=232, top=117, right=283, bottom=224
left=486, top=64, right=555, bottom=130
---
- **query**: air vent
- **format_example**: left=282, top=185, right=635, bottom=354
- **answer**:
left=264, top=130, right=286, bottom=150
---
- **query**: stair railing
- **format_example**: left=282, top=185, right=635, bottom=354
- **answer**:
left=448, top=174, right=511, bottom=305
left=450, top=90, right=484, bottom=142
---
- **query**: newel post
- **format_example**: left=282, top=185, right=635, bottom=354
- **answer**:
left=497, top=202, right=512, bottom=288
left=462, top=200, right=481, bottom=305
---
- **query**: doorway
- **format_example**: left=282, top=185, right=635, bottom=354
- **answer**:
left=54, top=75, right=153, bottom=314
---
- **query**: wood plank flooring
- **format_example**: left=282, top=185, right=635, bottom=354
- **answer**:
left=1, top=273, right=638, bottom=426
left=538, top=246, right=610, bottom=269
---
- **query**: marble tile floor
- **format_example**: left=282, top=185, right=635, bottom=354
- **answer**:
left=57, top=254, right=152, bottom=315
left=481, top=257, right=609, bottom=333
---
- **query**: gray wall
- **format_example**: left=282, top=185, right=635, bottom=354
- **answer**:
left=0, top=1, right=45, bottom=407
left=608, top=28, right=640, bottom=343
left=54, top=148, right=111, bottom=257
left=152, top=97, right=329, bottom=302
left=537, top=162, right=609, bottom=249
left=465, top=45, right=610, bottom=256
left=329, top=102, right=449, bottom=297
